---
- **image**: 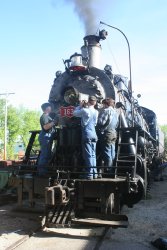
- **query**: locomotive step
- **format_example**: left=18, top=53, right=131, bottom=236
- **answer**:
left=116, top=160, right=136, bottom=163
left=118, top=143, right=135, bottom=145
left=115, top=165, right=134, bottom=168
left=117, top=127, right=141, bottom=130
left=71, top=217, right=128, bottom=228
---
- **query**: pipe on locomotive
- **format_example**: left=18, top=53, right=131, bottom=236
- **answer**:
left=100, top=21, right=132, bottom=95
left=100, top=21, right=135, bottom=128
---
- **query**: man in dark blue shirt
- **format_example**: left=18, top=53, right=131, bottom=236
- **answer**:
left=97, top=98, right=118, bottom=173
left=38, top=103, right=57, bottom=175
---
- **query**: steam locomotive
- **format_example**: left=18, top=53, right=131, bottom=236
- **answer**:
left=9, top=30, right=164, bottom=227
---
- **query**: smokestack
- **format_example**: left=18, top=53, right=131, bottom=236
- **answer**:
left=81, top=30, right=108, bottom=69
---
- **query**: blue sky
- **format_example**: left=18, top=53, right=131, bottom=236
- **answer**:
left=0, top=0, right=166, bottom=124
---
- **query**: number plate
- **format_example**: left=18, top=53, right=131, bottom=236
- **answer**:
left=60, top=106, right=75, bottom=118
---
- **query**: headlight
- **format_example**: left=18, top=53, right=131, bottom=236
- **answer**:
left=64, top=87, right=79, bottom=105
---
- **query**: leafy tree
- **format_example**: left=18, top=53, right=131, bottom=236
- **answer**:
left=0, top=99, right=5, bottom=159
left=0, top=98, right=41, bottom=160
left=0, top=99, right=5, bottom=139
left=19, top=107, right=41, bottom=147
left=7, top=105, right=21, bottom=158
left=8, top=105, right=20, bottom=142
left=160, top=125, right=167, bottom=157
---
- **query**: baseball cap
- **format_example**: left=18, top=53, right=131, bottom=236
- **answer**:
left=41, top=102, right=51, bottom=111
left=88, top=95, right=97, bottom=101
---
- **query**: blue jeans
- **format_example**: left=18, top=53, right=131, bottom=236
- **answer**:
left=111, top=143, right=116, bottom=161
left=38, top=131, right=52, bottom=175
left=82, top=139, right=97, bottom=178
left=102, top=143, right=115, bottom=173
left=100, top=135, right=116, bottom=173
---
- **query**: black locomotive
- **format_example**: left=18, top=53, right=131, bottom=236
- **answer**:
left=10, top=30, right=163, bottom=227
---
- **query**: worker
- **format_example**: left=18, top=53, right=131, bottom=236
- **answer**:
left=38, top=103, right=57, bottom=175
left=73, top=96, right=98, bottom=179
left=97, top=98, right=118, bottom=174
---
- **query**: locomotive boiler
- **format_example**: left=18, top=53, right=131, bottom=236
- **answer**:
left=8, top=30, right=163, bottom=228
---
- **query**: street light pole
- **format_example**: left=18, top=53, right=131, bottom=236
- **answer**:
left=100, top=21, right=132, bottom=95
left=0, top=92, right=15, bottom=160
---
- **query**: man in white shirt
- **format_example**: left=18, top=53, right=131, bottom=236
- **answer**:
left=73, top=96, right=98, bottom=179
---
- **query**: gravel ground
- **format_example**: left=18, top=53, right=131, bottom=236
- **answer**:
left=0, top=169, right=167, bottom=250
left=106, top=174, right=167, bottom=248
left=0, top=205, right=41, bottom=250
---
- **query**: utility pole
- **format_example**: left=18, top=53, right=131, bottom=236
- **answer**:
left=0, top=92, right=15, bottom=160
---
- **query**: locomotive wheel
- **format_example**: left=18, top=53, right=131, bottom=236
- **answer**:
left=122, top=175, right=145, bottom=207
left=106, top=193, right=114, bottom=214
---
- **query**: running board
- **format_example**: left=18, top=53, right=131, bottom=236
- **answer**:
left=72, top=215, right=128, bottom=228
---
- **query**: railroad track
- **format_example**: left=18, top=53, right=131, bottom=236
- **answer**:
left=5, top=224, right=111, bottom=250
left=93, top=226, right=110, bottom=250
left=5, top=231, right=36, bottom=250
left=0, top=194, right=17, bottom=206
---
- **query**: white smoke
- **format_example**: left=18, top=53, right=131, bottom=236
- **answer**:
left=65, top=0, right=99, bottom=35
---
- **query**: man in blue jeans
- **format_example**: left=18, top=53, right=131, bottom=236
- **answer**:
left=97, top=98, right=118, bottom=174
left=73, top=96, right=98, bottom=179
left=38, top=103, right=57, bottom=175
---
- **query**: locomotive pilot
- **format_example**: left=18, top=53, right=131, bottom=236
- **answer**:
left=97, top=98, right=118, bottom=174
left=73, top=96, right=98, bottom=179
left=38, top=103, right=57, bottom=175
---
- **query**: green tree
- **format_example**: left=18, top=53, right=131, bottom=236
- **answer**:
left=7, top=105, right=21, bottom=158
left=0, top=99, right=5, bottom=158
left=19, top=107, right=41, bottom=149
left=0, top=100, right=20, bottom=159
left=160, top=125, right=167, bottom=157
left=0, top=98, right=41, bottom=160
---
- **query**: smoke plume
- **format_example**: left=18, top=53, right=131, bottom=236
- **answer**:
left=65, top=0, right=99, bottom=35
